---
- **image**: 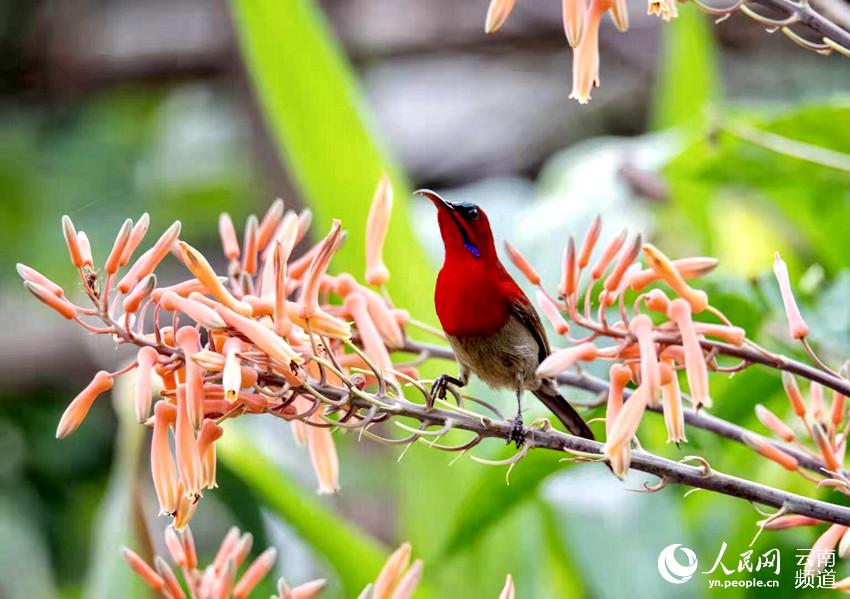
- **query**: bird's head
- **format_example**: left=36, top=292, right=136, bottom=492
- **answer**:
left=417, top=189, right=495, bottom=260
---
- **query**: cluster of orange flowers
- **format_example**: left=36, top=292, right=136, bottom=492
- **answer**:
left=483, top=0, right=679, bottom=103
left=18, top=176, right=412, bottom=532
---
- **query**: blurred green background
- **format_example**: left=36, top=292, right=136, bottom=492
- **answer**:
left=1, top=0, right=849, bottom=597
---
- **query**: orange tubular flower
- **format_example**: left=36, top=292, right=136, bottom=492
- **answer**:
left=336, top=274, right=404, bottom=348
left=605, top=383, right=649, bottom=478
left=175, top=385, right=203, bottom=499
left=805, top=524, right=848, bottom=575
left=373, top=543, right=412, bottom=599
left=306, top=407, right=340, bottom=494
left=154, top=556, right=186, bottom=599
left=164, top=526, right=187, bottom=567
left=241, top=215, right=259, bottom=276
left=578, top=216, right=601, bottom=269
left=693, top=323, right=746, bottom=346
left=484, top=0, right=517, bottom=33
left=643, top=244, right=708, bottom=313
left=152, top=401, right=180, bottom=515
left=23, top=281, right=77, bottom=320
left=569, top=0, right=613, bottom=104
left=812, top=424, right=842, bottom=472
left=610, top=0, right=629, bottom=31
left=118, top=221, right=181, bottom=293
left=811, top=382, right=825, bottom=423
left=783, top=373, right=807, bottom=418
left=159, top=291, right=227, bottom=330
left=365, top=175, right=393, bottom=286
left=257, top=198, right=284, bottom=251
left=504, top=241, right=541, bottom=286
left=135, top=346, right=159, bottom=422
left=832, top=391, right=846, bottom=428
left=119, top=212, right=150, bottom=267
left=104, top=218, right=133, bottom=275
left=177, top=241, right=253, bottom=316
left=272, top=242, right=293, bottom=337
left=590, top=228, right=626, bottom=280
left=660, top=360, right=686, bottom=444
left=667, top=299, right=711, bottom=408
left=176, top=326, right=206, bottom=430
left=344, top=293, right=395, bottom=383
left=603, top=234, right=642, bottom=293
left=563, top=0, right=586, bottom=47
left=233, top=548, right=278, bottom=599
left=741, top=432, right=799, bottom=471
left=215, top=304, right=302, bottom=369
left=560, top=238, right=577, bottom=301
left=606, top=364, right=633, bottom=431
left=219, top=213, right=241, bottom=261
left=61, top=215, right=85, bottom=268
left=197, top=418, right=223, bottom=490
left=122, top=274, right=157, bottom=314
left=298, top=219, right=343, bottom=320
left=16, top=264, right=64, bottom=297
left=222, top=337, right=244, bottom=403
left=644, top=288, right=671, bottom=314
left=629, top=314, right=660, bottom=401
left=536, top=290, right=569, bottom=335
left=56, top=370, right=113, bottom=438
left=536, top=342, right=599, bottom=378
left=760, top=515, right=822, bottom=530
left=755, top=404, right=795, bottom=442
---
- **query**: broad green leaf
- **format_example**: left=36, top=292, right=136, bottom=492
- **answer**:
left=652, top=4, right=719, bottom=130
left=217, top=430, right=386, bottom=595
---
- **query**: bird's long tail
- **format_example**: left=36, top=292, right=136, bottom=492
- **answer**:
left=532, top=381, right=595, bottom=440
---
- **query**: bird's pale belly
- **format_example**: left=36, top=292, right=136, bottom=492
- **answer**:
left=446, top=315, right=541, bottom=391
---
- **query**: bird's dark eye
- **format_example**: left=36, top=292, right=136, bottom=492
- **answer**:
left=468, top=207, right=479, bottom=220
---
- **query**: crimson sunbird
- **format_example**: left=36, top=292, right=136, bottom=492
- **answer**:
left=419, top=189, right=594, bottom=445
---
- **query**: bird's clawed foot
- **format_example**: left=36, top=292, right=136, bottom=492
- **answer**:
left=430, top=374, right=464, bottom=407
left=508, top=415, right=526, bottom=448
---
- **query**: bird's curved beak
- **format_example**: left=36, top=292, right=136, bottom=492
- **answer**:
left=415, top=189, right=454, bottom=211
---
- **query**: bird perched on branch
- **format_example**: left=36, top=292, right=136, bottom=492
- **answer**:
left=420, top=189, right=594, bottom=445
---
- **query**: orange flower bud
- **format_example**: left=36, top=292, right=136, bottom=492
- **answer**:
left=644, top=288, right=670, bottom=314
left=257, top=198, right=285, bottom=251
left=812, top=424, right=842, bottom=472
left=660, top=361, right=686, bottom=443
left=285, top=578, right=327, bottom=599
left=122, top=548, right=164, bottom=591
left=154, top=556, right=186, bottom=599
left=504, top=241, right=540, bottom=286
left=484, top=0, right=517, bottom=33
left=811, top=382, right=825, bottom=423
left=56, top=370, right=113, bottom=438
left=560, top=238, right=577, bottom=300
left=606, top=364, right=633, bottom=434
left=177, top=241, right=252, bottom=316
left=212, top=527, right=241, bottom=573
left=222, top=337, right=244, bottom=403
left=344, top=293, right=395, bottom=383
left=24, top=281, right=76, bottom=320
left=122, top=274, right=157, bottom=314
left=214, top=304, right=302, bottom=368
left=175, top=385, right=202, bottom=499
left=164, top=526, right=187, bottom=567
left=629, top=257, right=718, bottom=292
left=233, top=548, right=278, bottom=599
left=298, top=220, right=343, bottom=320
left=182, top=527, right=197, bottom=570
left=241, top=214, right=259, bottom=275
left=783, top=372, right=806, bottom=418
left=805, top=524, right=848, bottom=575
left=307, top=407, right=340, bottom=495
left=605, top=384, right=649, bottom=478
left=536, top=342, right=599, bottom=378
left=590, top=228, right=626, bottom=280
left=759, top=515, right=822, bottom=530
left=365, top=175, right=393, bottom=286
left=741, top=432, right=799, bottom=471
left=373, top=542, right=411, bottom=599
left=219, top=212, right=241, bottom=261
left=61, top=215, right=85, bottom=268
left=160, top=291, right=227, bottom=330
left=390, top=559, right=423, bottom=599
left=578, top=216, right=601, bottom=269
left=197, top=418, right=223, bottom=489
left=536, top=290, right=569, bottom=336
left=17, top=264, right=64, bottom=297
left=119, top=213, right=150, bottom=267
left=629, top=313, right=660, bottom=402
left=832, top=391, right=846, bottom=428
left=643, top=244, right=708, bottom=312
left=604, top=234, right=642, bottom=293
left=118, top=221, right=181, bottom=293
left=135, top=346, right=159, bottom=422
left=755, top=404, right=795, bottom=442
left=104, top=218, right=133, bottom=274
left=693, top=323, right=746, bottom=346
left=176, top=327, right=206, bottom=430
left=76, top=231, right=93, bottom=267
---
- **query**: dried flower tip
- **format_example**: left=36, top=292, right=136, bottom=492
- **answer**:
left=610, top=0, right=629, bottom=31
left=648, top=0, right=678, bottom=20
left=299, top=219, right=344, bottom=320
left=563, top=0, right=586, bottom=46
left=122, top=548, right=164, bottom=591
left=76, top=231, right=93, bottom=267
left=307, top=407, right=340, bottom=494
left=536, top=342, right=599, bottom=378
left=104, top=218, right=133, bottom=274
left=773, top=252, right=809, bottom=339
left=759, top=515, right=822, bottom=530
left=504, top=241, right=540, bottom=286
left=782, top=372, right=806, bottom=418
left=591, top=228, right=627, bottom=280
left=24, top=281, right=76, bottom=320
left=740, top=432, right=798, bottom=471
left=497, top=573, right=515, bottom=599
left=122, top=274, right=156, bottom=314
left=242, top=214, right=259, bottom=275
left=119, top=213, right=150, bottom=267
left=485, top=0, right=517, bottom=33
left=365, top=175, right=393, bottom=286
left=805, top=524, right=848, bottom=575
left=178, top=241, right=253, bottom=316
left=373, top=542, right=412, bottom=599
left=61, top=215, right=85, bottom=268
left=56, top=370, right=113, bottom=438
left=754, top=404, right=794, bottom=442
left=233, top=547, right=278, bottom=599
left=643, top=244, right=708, bottom=312
left=257, top=198, right=285, bottom=250
left=536, top=290, right=569, bottom=335
left=667, top=299, right=711, bottom=408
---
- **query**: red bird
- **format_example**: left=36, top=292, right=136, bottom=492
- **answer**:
left=419, top=189, right=594, bottom=445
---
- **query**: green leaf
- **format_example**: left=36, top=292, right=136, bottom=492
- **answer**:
left=217, top=430, right=386, bottom=595
left=440, top=448, right=567, bottom=557
left=652, top=4, right=719, bottom=130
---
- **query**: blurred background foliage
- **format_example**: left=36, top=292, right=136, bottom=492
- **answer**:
left=1, top=0, right=849, bottom=597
